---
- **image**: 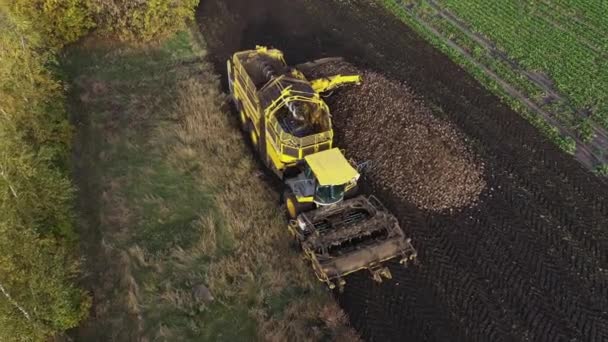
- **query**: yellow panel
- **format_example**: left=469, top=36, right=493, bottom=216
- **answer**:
left=310, top=74, right=362, bottom=93
left=266, top=140, right=286, bottom=170
left=304, top=148, right=359, bottom=186
left=297, top=196, right=314, bottom=203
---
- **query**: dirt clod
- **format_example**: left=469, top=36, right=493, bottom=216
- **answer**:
left=306, top=61, right=485, bottom=211
left=192, top=283, right=214, bottom=304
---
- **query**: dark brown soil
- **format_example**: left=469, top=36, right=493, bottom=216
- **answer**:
left=305, top=61, right=485, bottom=211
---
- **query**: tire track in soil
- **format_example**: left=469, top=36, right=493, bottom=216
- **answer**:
left=445, top=86, right=608, bottom=265
left=476, top=178, right=602, bottom=341
left=197, top=0, right=608, bottom=341
left=407, top=72, right=608, bottom=341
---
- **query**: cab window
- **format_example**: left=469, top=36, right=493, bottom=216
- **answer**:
left=304, top=165, right=314, bottom=179
left=315, top=184, right=346, bottom=205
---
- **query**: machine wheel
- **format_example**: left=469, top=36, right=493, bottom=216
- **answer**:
left=285, top=194, right=299, bottom=219
left=283, top=190, right=314, bottom=219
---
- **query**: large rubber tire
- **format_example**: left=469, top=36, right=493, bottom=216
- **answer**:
left=282, top=190, right=314, bottom=219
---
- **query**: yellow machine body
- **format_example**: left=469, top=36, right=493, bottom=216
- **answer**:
left=304, top=148, right=359, bottom=186
left=227, top=46, right=361, bottom=178
left=227, top=46, right=417, bottom=289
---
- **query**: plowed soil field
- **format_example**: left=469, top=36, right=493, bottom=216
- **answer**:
left=198, top=0, right=608, bottom=341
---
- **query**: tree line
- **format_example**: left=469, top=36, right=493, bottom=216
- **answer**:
left=0, top=0, right=198, bottom=340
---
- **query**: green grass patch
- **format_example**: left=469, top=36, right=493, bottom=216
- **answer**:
left=437, top=0, right=608, bottom=124
left=265, top=286, right=314, bottom=318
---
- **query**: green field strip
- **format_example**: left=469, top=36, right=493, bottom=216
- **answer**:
left=436, top=0, right=608, bottom=130
left=380, top=0, right=580, bottom=155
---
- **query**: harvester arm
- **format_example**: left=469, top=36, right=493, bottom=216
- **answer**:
left=311, top=75, right=362, bottom=93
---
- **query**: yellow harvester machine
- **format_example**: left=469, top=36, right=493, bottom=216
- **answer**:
left=227, top=46, right=416, bottom=289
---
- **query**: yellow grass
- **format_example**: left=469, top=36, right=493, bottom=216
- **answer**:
left=166, top=76, right=355, bottom=340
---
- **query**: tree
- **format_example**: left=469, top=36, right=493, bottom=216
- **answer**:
left=87, top=0, right=199, bottom=41
left=0, top=10, right=90, bottom=341
left=0, top=128, right=75, bottom=239
left=0, top=222, right=90, bottom=341
left=3, top=0, right=94, bottom=50
left=0, top=11, right=72, bottom=165
left=0, top=0, right=203, bottom=339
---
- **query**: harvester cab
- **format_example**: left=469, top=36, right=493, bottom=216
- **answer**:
left=283, top=148, right=360, bottom=219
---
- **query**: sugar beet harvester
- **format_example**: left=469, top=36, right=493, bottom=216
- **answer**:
left=227, top=46, right=416, bottom=289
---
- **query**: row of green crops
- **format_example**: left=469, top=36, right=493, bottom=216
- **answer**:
left=380, top=0, right=578, bottom=155
left=381, top=0, right=608, bottom=172
left=437, top=0, right=608, bottom=127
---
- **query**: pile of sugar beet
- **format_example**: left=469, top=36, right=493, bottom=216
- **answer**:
left=301, top=60, right=486, bottom=212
